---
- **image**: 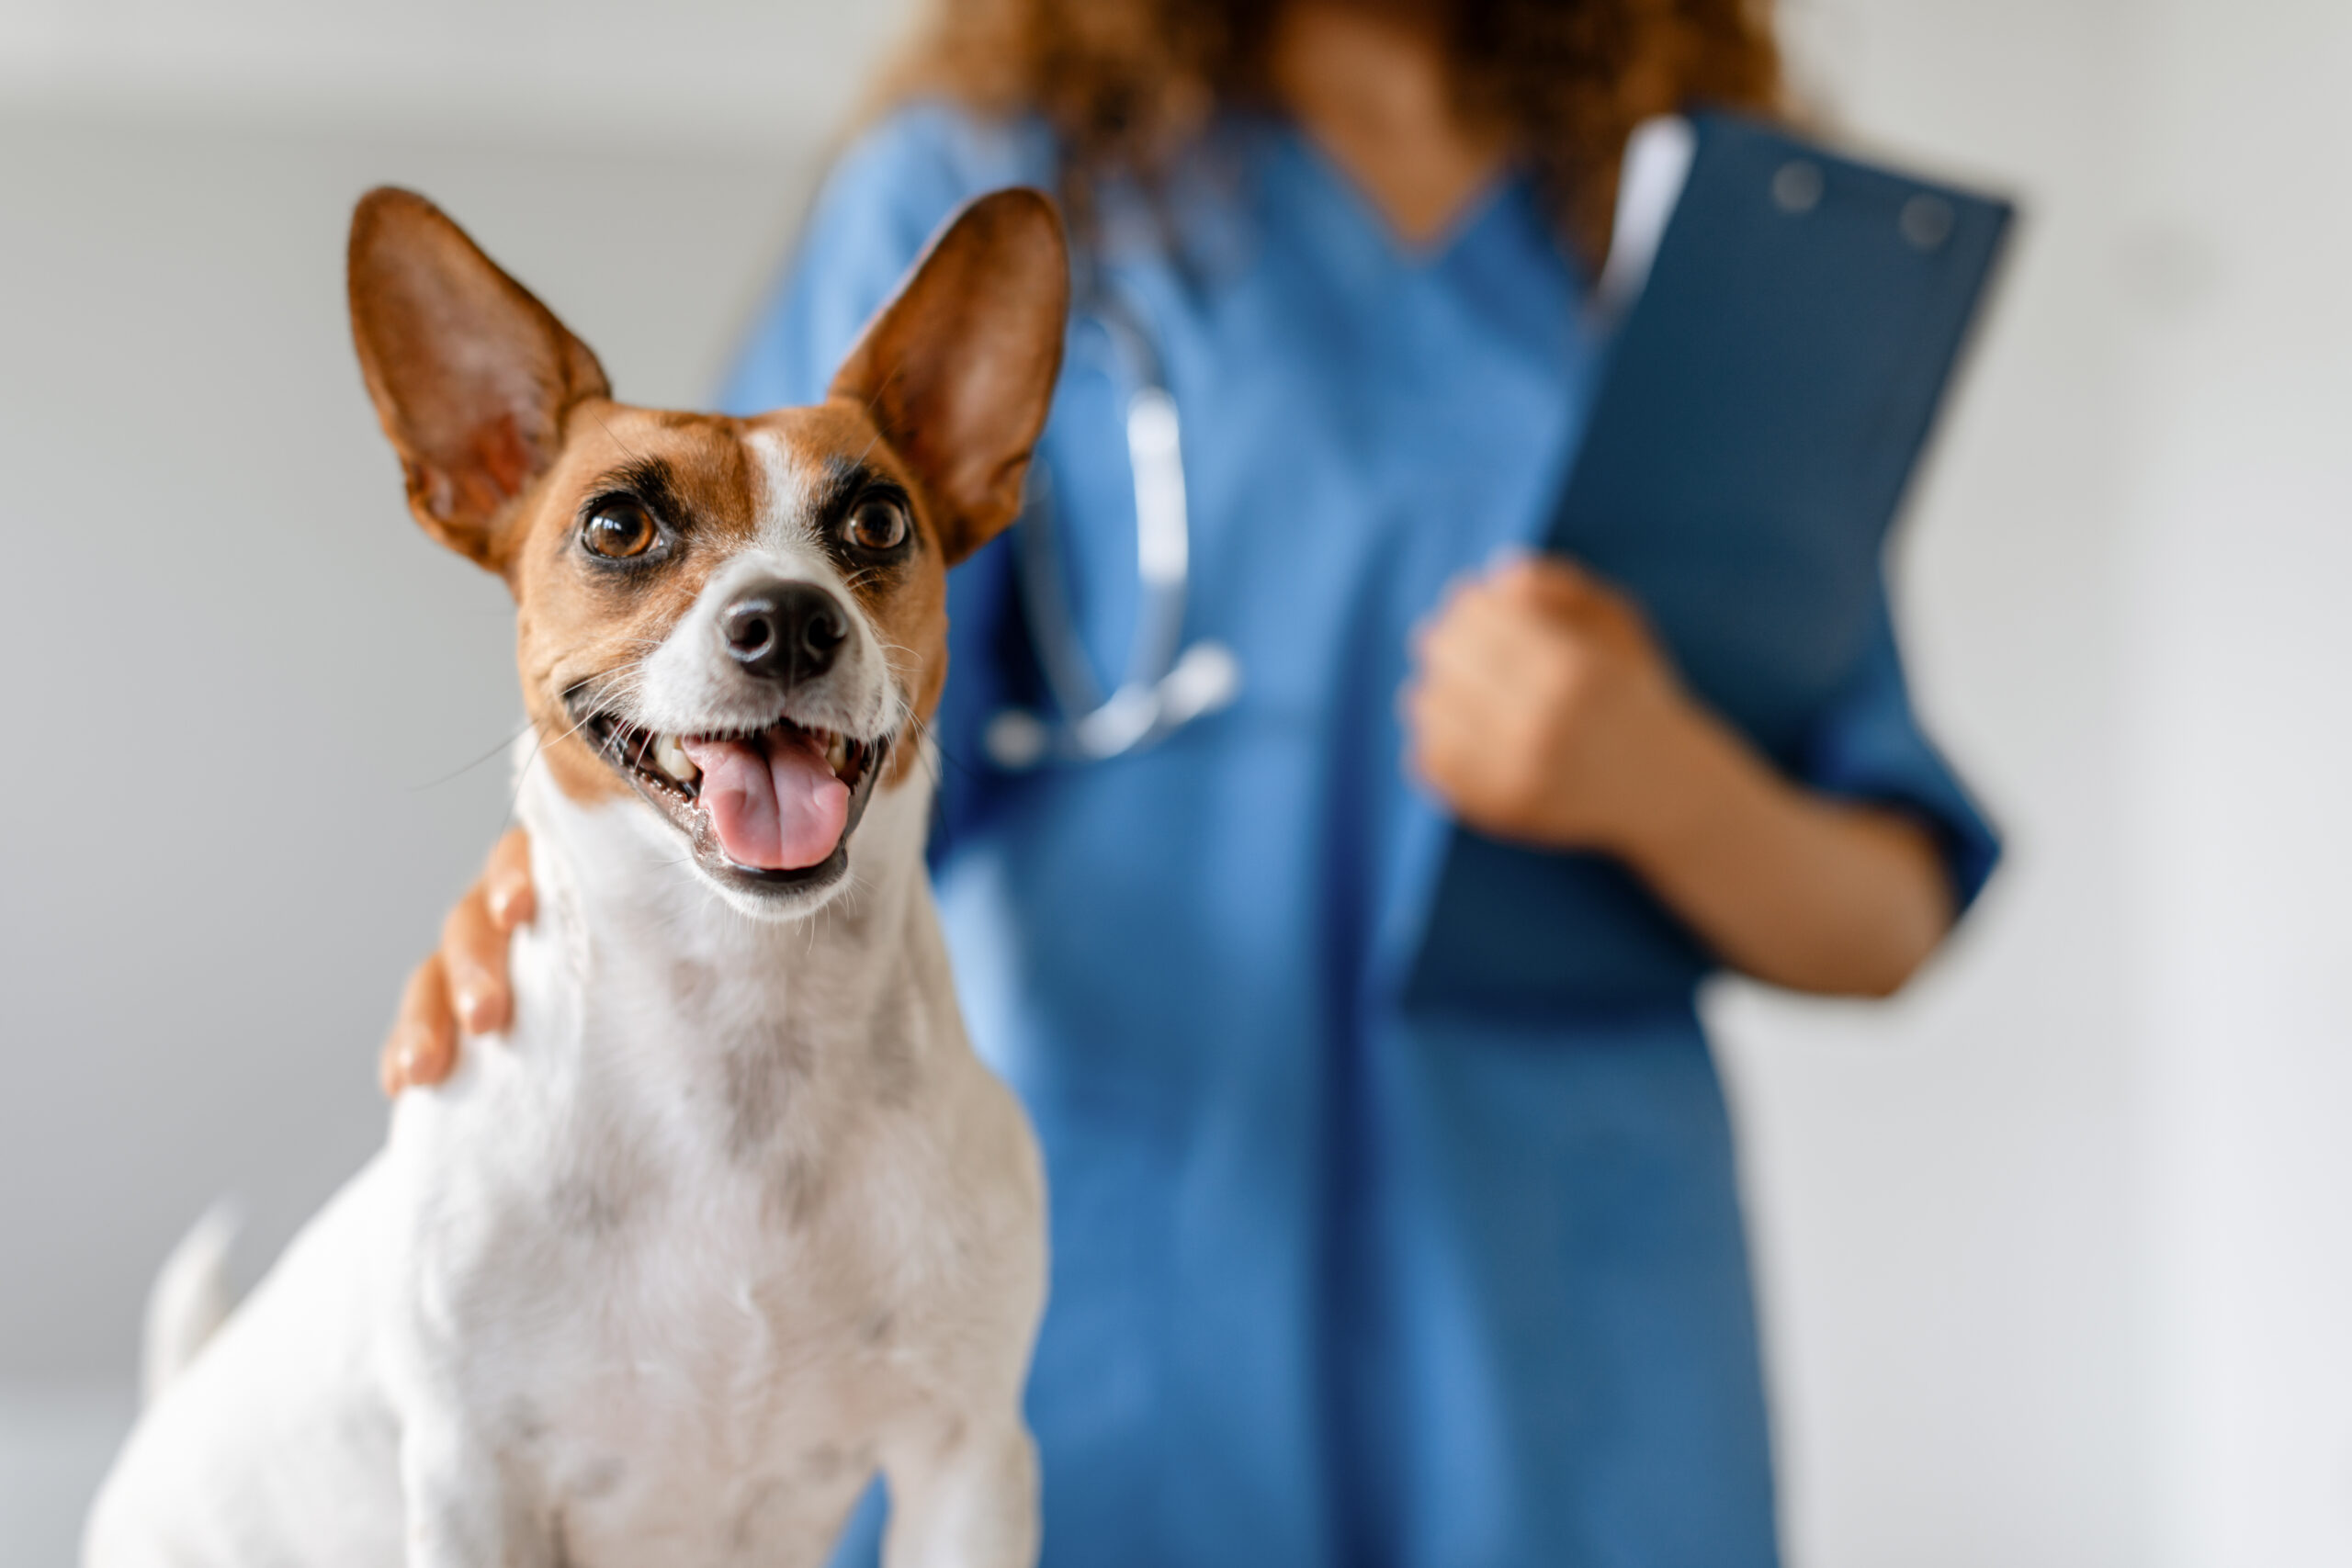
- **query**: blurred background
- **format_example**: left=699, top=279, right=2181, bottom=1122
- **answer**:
left=1, top=0, right=2345, bottom=1563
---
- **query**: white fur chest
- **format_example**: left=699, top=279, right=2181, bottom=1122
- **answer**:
left=372, top=773, right=1045, bottom=1564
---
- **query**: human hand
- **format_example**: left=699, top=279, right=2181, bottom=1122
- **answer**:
left=379, top=828, right=536, bottom=1095
left=1403, top=555, right=1703, bottom=853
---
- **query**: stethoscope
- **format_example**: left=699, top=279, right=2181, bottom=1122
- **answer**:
left=977, top=120, right=1693, bottom=773
left=981, top=282, right=1241, bottom=771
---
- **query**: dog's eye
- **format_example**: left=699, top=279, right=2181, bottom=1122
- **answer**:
left=583, top=498, right=658, bottom=560
left=842, top=496, right=909, bottom=554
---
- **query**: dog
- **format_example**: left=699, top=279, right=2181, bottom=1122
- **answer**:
left=84, top=184, right=1068, bottom=1568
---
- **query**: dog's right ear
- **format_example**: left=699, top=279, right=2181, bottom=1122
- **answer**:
left=347, top=187, right=609, bottom=572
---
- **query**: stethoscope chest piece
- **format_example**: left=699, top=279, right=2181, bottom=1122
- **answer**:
left=983, top=637, right=1239, bottom=770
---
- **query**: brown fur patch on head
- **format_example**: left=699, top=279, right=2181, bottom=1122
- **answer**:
left=503, top=405, right=767, bottom=802
left=347, top=187, right=1069, bottom=808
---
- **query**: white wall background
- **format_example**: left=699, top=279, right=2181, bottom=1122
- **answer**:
left=1, top=1, right=2344, bottom=1563
left=2120, top=3, right=2352, bottom=1561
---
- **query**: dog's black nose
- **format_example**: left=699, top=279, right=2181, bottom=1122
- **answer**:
left=720, top=581, right=848, bottom=684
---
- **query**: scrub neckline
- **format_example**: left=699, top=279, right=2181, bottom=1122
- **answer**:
left=1264, top=114, right=1532, bottom=272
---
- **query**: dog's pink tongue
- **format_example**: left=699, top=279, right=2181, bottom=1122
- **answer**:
left=680, top=732, right=849, bottom=871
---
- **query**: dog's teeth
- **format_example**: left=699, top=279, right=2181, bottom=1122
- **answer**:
left=825, top=733, right=849, bottom=776
left=652, top=733, right=698, bottom=784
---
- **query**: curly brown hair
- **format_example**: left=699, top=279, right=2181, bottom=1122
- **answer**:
left=878, top=0, right=1782, bottom=261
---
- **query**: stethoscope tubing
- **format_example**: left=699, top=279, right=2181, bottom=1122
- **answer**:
left=984, top=282, right=1239, bottom=770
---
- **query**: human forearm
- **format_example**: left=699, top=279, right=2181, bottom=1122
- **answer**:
left=1610, top=703, right=1953, bottom=997
left=1406, top=557, right=1955, bottom=998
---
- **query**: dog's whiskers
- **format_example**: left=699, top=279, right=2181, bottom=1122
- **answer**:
left=409, top=718, right=537, bottom=793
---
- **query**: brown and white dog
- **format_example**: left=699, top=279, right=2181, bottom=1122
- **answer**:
left=84, top=186, right=1067, bottom=1568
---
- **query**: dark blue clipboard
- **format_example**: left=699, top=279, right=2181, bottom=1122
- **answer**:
left=1403, top=114, right=2015, bottom=1012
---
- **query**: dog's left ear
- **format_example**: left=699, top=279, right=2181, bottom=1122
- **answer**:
left=347, top=186, right=609, bottom=573
left=828, top=188, right=1070, bottom=566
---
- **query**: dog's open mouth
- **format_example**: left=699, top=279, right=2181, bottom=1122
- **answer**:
left=582, top=710, right=888, bottom=888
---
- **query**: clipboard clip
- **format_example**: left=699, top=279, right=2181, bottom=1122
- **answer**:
left=1595, top=115, right=1969, bottom=333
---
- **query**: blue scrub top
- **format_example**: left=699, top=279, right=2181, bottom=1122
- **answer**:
left=723, top=103, right=1997, bottom=1568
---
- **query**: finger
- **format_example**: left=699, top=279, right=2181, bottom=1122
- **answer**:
left=1401, top=671, right=1497, bottom=749
left=1401, top=685, right=1452, bottom=786
left=1404, top=658, right=1515, bottom=781
left=1407, top=686, right=1493, bottom=803
left=1398, top=661, right=1450, bottom=744
left=381, top=955, right=456, bottom=1096
left=441, top=886, right=512, bottom=1036
left=1488, top=550, right=1570, bottom=592
left=1418, top=574, right=1513, bottom=653
left=1422, top=595, right=1557, bottom=697
left=1413, top=575, right=1494, bottom=655
left=1433, top=556, right=1533, bottom=624
left=1396, top=670, right=1427, bottom=725
left=1498, top=554, right=1612, bottom=616
left=483, top=827, right=536, bottom=932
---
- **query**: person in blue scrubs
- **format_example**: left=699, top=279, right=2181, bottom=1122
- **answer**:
left=389, top=3, right=1997, bottom=1562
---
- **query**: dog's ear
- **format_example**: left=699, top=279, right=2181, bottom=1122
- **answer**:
left=828, top=188, right=1069, bottom=567
left=347, top=187, right=609, bottom=572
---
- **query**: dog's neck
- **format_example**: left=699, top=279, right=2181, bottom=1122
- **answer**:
left=510, top=747, right=941, bottom=1050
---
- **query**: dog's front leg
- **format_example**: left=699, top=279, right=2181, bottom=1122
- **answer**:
left=879, top=1413, right=1040, bottom=1568
left=400, top=1415, right=554, bottom=1568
